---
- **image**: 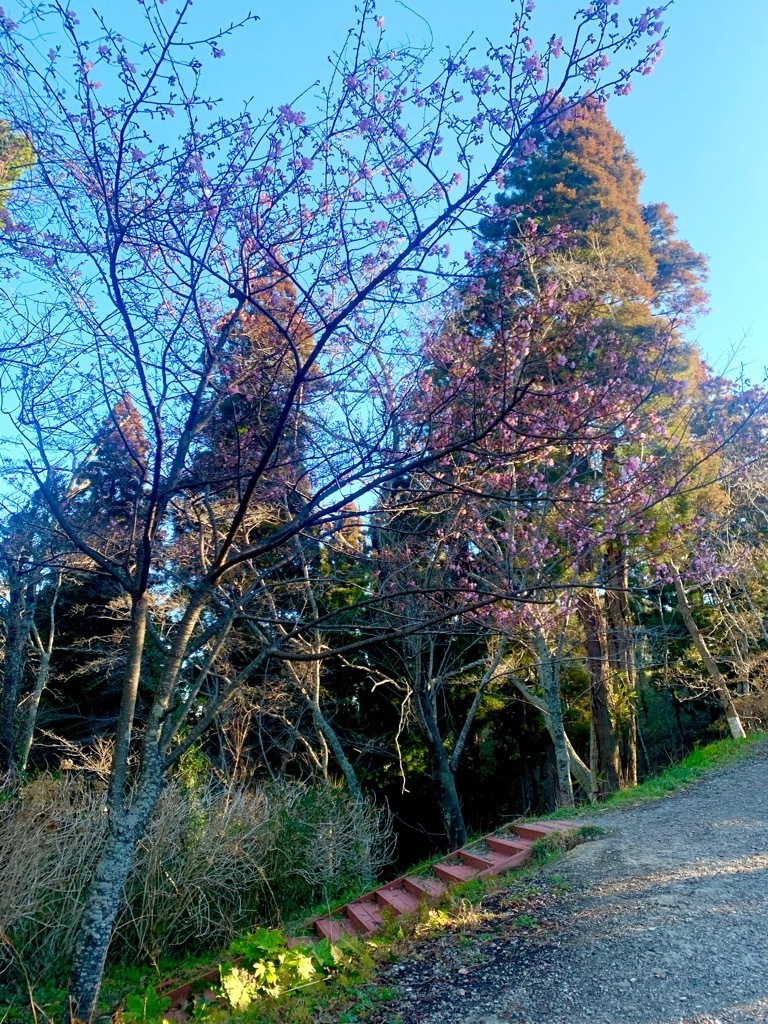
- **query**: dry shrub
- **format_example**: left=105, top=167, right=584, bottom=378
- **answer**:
left=0, top=773, right=393, bottom=981
left=0, top=771, right=109, bottom=979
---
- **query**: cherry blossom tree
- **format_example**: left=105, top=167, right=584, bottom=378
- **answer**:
left=369, top=176, right=764, bottom=811
left=0, top=0, right=670, bottom=1014
left=364, top=216, right=676, bottom=823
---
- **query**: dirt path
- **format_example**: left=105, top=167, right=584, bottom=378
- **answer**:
left=371, top=744, right=768, bottom=1024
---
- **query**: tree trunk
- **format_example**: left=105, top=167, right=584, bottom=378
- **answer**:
left=69, top=775, right=163, bottom=1021
left=672, top=568, right=746, bottom=740
left=434, top=748, right=467, bottom=850
left=577, top=590, right=621, bottom=796
left=311, top=706, right=362, bottom=801
left=565, top=732, right=593, bottom=792
left=636, top=708, right=652, bottom=775
left=310, top=701, right=372, bottom=882
left=532, top=627, right=574, bottom=807
left=108, top=594, right=150, bottom=809
left=506, top=670, right=591, bottom=797
left=605, top=540, right=637, bottom=786
left=0, top=566, right=34, bottom=771
left=19, top=576, right=60, bottom=772
left=18, top=649, right=51, bottom=771
left=297, top=654, right=363, bottom=802
left=69, top=592, right=153, bottom=1019
left=624, top=710, right=638, bottom=786
left=415, top=684, right=467, bottom=849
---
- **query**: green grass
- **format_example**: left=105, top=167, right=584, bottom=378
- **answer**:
left=543, top=732, right=767, bottom=819
left=526, top=825, right=605, bottom=867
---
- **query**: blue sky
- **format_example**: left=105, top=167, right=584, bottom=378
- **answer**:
left=200, top=0, right=767, bottom=383
left=10, top=0, right=764, bottom=380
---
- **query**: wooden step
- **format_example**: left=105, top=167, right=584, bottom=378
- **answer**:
left=478, top=848, right=532, bottom=876
left=512, top=819, right=575, bottom=841
left=487, top=835, right=530, bottom=856
left=459, top=849, right=496, bottom=870
left=158, top=814, right=576, bottom=1007
left=160, top=967, right=221, bottom=1009
left=434, top=861, right=479, bottom=883
left=403, top=875, right=446, bottom=899
left=314, top=916, right=357, bottom=942
left=286, top=935, right=315, bottom=948
left=513, top=822, right=556, bottom=842
left=464, top=846, right=521, bottom=871
left=346, top=899, right=383, bottom=935
left=375, top=884, right=422, bottom=915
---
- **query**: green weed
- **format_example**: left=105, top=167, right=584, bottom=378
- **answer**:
left=121, top=984, right=172, bottom=1024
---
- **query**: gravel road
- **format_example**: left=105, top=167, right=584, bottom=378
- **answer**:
left=371, top=743, right=768, bottom=1024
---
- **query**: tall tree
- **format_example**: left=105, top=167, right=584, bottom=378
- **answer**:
left=0, top=2, right=665, bottom=1014
left=479, top=104, right=711, bottom=793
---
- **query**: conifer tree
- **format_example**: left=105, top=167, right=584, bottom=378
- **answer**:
left=481, top=105, right=710, bottom=794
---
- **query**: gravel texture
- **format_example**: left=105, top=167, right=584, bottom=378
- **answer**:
left=370, top=743, right=768, bottom=1024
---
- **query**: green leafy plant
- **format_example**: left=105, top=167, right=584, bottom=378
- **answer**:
left=337, top=984, right=390, bottom=1022
left=122, top=984, right=172, bottom=1024
left=220, top=929, right=360, bottom=1010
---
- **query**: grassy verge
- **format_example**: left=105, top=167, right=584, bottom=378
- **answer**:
left=543, top=732, right=767, bottom=820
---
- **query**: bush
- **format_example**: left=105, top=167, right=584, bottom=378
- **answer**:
left=0, top=772, right=393, bottom=981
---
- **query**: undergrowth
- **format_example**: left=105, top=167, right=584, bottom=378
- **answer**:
left=0, top=825, right=599, bottom=1024
left=0, top=774, right=394, bottom=981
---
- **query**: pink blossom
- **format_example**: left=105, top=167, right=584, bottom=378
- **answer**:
left=278, top=104, right=305, bottom=126
left=0, top=7, right=18, bottom=31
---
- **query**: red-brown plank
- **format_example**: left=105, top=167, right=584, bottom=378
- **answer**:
left=346, top=900, right=383, bottom=934
left=434, top=861, right=478, bottom=883
left=375, top=886, right=422, bottom=915
left=315, top=916, right=357, bottom=941
left=404, top=875, right=446, bottom=898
